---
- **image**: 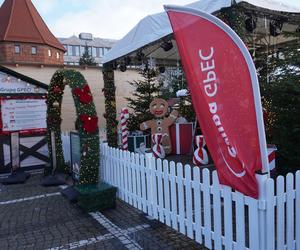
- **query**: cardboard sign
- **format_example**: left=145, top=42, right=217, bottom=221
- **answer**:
left=70, top=131, right=81, bottom=181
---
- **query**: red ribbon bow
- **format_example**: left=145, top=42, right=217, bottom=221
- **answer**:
left=53, top=86, right=62, bottom=94
left=80, top=114, right=98, bottom=133
left=74, top=84, right=93, bottom=104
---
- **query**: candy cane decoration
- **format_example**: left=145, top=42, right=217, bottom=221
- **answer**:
left=120, top=108, right=129, bottom=150
left=152, top=133, right=165, bottom=159
left=193, top=135, right=209, bottom=166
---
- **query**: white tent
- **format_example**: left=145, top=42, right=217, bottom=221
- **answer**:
left=103, top=0, right=300, bottom=64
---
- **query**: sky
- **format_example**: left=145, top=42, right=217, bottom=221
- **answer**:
left=0, top=0, right=300, bottom=39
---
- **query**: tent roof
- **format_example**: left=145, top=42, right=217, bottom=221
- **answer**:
left=103, top=0, right=300, bottom=64
left=0, top=0, right=66, bottom=52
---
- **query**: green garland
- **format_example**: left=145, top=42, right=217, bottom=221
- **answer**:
left=102, top=63, right=118, bottom=147
left=47, top=69, right=99, bottom=184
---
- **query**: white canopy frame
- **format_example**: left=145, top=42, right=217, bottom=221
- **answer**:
left=103, top=0, right=300, bottom=66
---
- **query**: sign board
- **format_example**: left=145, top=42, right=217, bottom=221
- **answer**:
left=0, top=72, right=47, bottom=94
left=70, top=131, right=81, bottom=181
left=1, top=98, right=47, bottom=134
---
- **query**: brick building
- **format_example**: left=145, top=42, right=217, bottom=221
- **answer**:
left=0, top=0, right=138, bottom=132
left=0, top=0, right=66, bottom=66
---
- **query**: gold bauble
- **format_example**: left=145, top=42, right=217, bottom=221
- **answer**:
left=53, top=101, right=59, bottom=108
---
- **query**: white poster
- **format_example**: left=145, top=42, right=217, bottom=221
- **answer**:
left=1, top=98, right=47, bottom=132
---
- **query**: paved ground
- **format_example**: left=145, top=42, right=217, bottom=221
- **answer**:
left=0, top=173, right=207, bottom=250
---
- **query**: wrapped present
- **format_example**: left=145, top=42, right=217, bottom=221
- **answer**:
left=170, top=122, right=194, bottom=155
left=128, top=135, right=150, bottom=153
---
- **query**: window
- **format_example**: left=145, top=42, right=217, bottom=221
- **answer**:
left=80, top=46, right=85, bottom=56
left=15, top=45, right=20, bottom=54
left=92, top=47, right=97, bottom=57
left=48, top=49, right=52, bottom=57
left=56, top=52, right=60, bottom=59
left=71, top=46, right=80, bottom=56
left=75, top=46, right=80, bottom=56
left=68, top=45, right=72, bottom=56
left=31, top=46, right=37, bottom=55
left=99, top=47, right=104, bottom=57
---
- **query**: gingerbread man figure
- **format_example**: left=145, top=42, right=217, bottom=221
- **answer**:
left=140, top=98, right=178, bottom=154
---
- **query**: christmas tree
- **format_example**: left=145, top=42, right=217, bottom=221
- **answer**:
left=126, top=67, right=160, bottom=131
left=259, top=30, right=300, bottom=174
left=79, top=44, right=97, bottom=66
left=158, top=66, right=195, bottom=122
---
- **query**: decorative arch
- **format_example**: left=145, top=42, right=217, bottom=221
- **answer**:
left=46, top=69, right=99, bottom=184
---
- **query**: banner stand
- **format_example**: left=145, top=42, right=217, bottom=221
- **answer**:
left=256, top=173, right=268, bottom=250
left=10, top=132, right=20, bottom=172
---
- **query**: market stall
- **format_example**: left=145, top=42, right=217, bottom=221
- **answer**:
left=101, top=0, right=300, bottom=171
left=0, top=66, right=48, bottom=174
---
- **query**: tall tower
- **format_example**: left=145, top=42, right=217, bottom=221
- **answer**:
left=0, top=0, right=66, bottom=66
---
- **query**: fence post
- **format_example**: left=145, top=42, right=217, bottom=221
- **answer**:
left=102, top=142, right=108, bottom=183
left=256, top=173, right=268, bottom=250
left=145, top=152, right=156, bottom=218
left=100, top=142, right=109, bottom=183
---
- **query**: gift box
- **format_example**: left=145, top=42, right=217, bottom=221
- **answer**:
left=170, top=123, right=194, bottom=155
left=128, top=135, right=150, bottom=152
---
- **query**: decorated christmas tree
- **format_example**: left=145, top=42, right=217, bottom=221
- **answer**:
left=259, top=30, right=300, bottom=174
left=158, top=66, right=195, bottom=122
left=79, top=44, right=97, bottom=66
left=126, top=67, right=160, bottom=131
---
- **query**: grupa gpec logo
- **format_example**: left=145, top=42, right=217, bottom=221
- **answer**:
left=199, top=47, right=246, bottom=178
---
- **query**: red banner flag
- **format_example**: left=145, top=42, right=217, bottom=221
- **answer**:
left=165, top=6, right=269, bottom=198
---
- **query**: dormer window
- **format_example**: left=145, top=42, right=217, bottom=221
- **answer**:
left=31, top=46, right=37, bottom=55
left=15, top=45, right=21, bottom=54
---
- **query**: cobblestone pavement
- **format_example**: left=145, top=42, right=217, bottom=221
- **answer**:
left=0, top=173, right=207, bottom=250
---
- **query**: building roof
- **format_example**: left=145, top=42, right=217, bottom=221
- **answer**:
left=0, top=0, right=65, bottom=51
left=59, top=35, right=117, bottom=48
left=0, top=65, right=48, bottom=90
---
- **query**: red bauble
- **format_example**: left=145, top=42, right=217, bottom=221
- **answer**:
left=53, top=86, right=62, bottom=94
left=74, top=84, right=93, bottom=104
left=80, top=114, right=98, bottom=133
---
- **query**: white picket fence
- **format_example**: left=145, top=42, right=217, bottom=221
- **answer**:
left=100, top=143, right=300, bottom=250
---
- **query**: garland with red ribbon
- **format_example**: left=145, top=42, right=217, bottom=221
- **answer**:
left=74, top=84, right=93, bottom=104
left=46, top=69, right=100, bottom=185
left=80, top=114, right=98, bottom=133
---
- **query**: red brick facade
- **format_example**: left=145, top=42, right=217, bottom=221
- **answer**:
left=0, top=42, right=64, bottom=66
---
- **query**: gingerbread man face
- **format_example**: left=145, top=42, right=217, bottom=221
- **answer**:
left=150, top=98, right=168, bottom=118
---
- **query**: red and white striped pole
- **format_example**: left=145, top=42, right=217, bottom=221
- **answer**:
left=193, top=135, right=209, bottom=166
left=120, top=108, right=129, bottom=150
left=152, top=133, right=165, bottom=159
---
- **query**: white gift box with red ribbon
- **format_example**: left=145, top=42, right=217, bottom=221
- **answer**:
left=170, top=122, right=194, bottom=155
